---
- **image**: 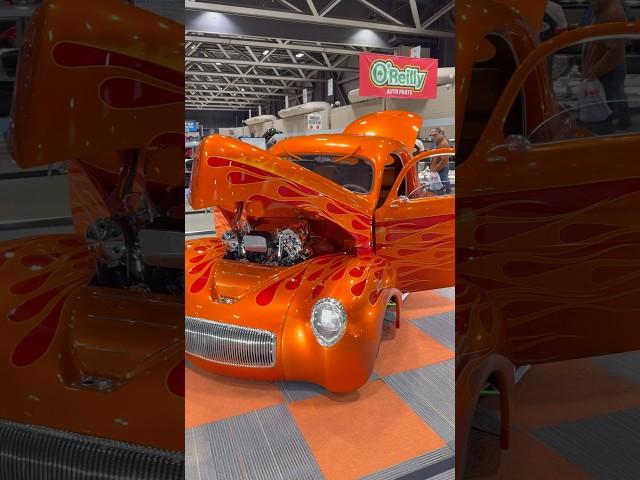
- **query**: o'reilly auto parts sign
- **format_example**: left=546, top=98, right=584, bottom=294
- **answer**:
left=359, top=53, right=438, bottom=99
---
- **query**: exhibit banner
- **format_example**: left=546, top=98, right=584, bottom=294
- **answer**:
left=359, top=53, right=438, bottom=99
left=185, top=120, right=199, bottom=133
left=307, top=112, right=322, bottom=130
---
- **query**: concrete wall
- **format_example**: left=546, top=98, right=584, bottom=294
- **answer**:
left=280, top=109, right=330, bottom=136
left=387, top=83, right=456, bottom=137
left=246, top=119, right=280, bottom=137
left=331, top=99, right=384, bottom=130
left=216, top=83, right=455, bottom=140
left=218, top=126, right=249, bottom=137
left=330, top=84, right=455, bottom=136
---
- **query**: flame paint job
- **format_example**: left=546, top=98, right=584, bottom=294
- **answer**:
left=1, top=0, right=184, bottom=453
left=376, top=149, right=455, bottom=292
left=9, top=0, right=183, bottom=169
left=0, top=236, right=184, bottom=451
left=456, top=2, right=640, bottom=474
left=187, top=111, right=455, bottom=392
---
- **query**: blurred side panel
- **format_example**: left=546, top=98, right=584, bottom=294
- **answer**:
left=456, top=1, right=640, bottom=478
left=0, top=0, right=184, bottom=478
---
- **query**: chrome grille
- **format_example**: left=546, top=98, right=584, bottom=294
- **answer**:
left=0, top=418, right=184, bottom=479
left=185, top=316, right=276, bottom=368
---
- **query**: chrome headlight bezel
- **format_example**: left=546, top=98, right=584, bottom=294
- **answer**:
left=310, top=297, right=347, bottom=347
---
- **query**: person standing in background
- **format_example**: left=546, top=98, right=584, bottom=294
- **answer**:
left=540, top=1, right=569, bottom=75
left=429, top=127, right=451, bottom=193
left=540, top=1, right=568, bottom=42
left=582, top=0, right=631, bottom=130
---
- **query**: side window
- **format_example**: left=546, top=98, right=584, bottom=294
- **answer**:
left=407, top=153, right=455, bottom=199
left=377, top=153, right=404, bottom=208
left=527, top=34, right=640, bottom=144
left=458, top=34, right=524, bottom=164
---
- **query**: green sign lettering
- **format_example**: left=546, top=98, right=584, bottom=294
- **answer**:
left=369, top=60, right=428, bottom=91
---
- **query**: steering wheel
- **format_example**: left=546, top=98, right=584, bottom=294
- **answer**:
left=343, top=183, right=368, bottom=194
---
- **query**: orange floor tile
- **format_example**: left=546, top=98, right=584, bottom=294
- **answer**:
left=465, top=428, right=593, bottom=480
left=185, top=365, right=284, bottom=429
left=185, top=287, right=455, bottom=479
left=402, top=290, right=454, bottom=321
left=481, top=359, right=640, bottom=430
left=375, top=320, right=454, bottom=377
left=465, top=353, right=640, bottom=479
left=288, top=380, right=447, bottom=480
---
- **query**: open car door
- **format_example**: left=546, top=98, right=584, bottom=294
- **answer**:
left=375, top=148, right=455, bottom=292
left=458, top=22, right=640, bottom=365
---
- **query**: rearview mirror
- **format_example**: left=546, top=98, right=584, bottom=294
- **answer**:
left=390, top=196, right=409, bottom=208
left=505, top=134, right=531, bottom=153
left=486, top=135, right=531, bottom=163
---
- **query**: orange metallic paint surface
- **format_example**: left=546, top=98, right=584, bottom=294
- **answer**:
left=0, top=236, right=184, bottom=451
left=186, top=111, right=454, bottom=392
left=375, top=148, right=455, bottom=292
left=342, top=109, right=422, bottom=150
left=456, top=3, right=640, bottom=475
left=10, top=0, right=183, bottom=173
left=2, top=0, right=184, bottom=453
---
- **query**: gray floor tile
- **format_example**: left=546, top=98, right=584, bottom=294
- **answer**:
left=384, top=360, right=455, bottom=443
left=186, top=405, right=323, bottom=480
left=413, top=312, right=454, bottom=350
left=534, top=407, right=640, bottom=480
left=277, top=381, right=327, bottom=403
left=361, top=446, right=454, bottom=480
left=590, top=350, right=640, bottom=386
left=434, top=287, right=455, bottom=301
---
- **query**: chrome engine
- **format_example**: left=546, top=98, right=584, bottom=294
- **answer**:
left=86, top=211, right=183, bottom=295
left=221, top=225, right=312, bottom=266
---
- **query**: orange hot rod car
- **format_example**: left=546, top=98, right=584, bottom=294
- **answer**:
left=1, top=0, right=183, bottom=476
left=456, top=0, right=640, bottom=476
left=186, top=111, right=455, bottom=392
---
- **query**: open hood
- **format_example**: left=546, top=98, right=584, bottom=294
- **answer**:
left=343, top=110, right=421, bottom=150
left=189, top=135, right=373, bottom=250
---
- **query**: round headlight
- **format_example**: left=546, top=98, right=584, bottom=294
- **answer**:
left=311, top=297, right=347, bottom=347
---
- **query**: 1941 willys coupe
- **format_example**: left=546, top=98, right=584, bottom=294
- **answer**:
left=186, top=111, right=454, bottom=392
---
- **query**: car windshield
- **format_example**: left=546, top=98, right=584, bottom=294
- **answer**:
left=281, top=154, right=374, bottom=194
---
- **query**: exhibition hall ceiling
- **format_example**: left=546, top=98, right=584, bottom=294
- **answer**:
left=185, top=0, right=455, bottom=111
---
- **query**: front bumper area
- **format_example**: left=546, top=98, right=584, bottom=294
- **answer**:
left=185, top=251, right=396, bottom=392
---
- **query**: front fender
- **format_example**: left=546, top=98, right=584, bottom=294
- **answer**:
left=282, top=254, right=397, bottom=392
left=456, top=353, right=514, bottom=478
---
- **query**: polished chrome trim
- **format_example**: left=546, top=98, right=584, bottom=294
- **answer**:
left=310, top=296, right=347, bottom=347
left=185, top=316, right=276, bottom=368
left=0, top=418, right=184, bottom=479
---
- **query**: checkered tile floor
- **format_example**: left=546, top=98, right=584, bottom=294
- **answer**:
left=185, top=288, right=455, bottom=480
left=465, top=351, right=640, bottom=479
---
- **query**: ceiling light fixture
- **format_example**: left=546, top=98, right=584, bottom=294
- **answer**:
left=295, top=52, right=304, bottom=58
left=262, top=49, right=269, bottom=55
